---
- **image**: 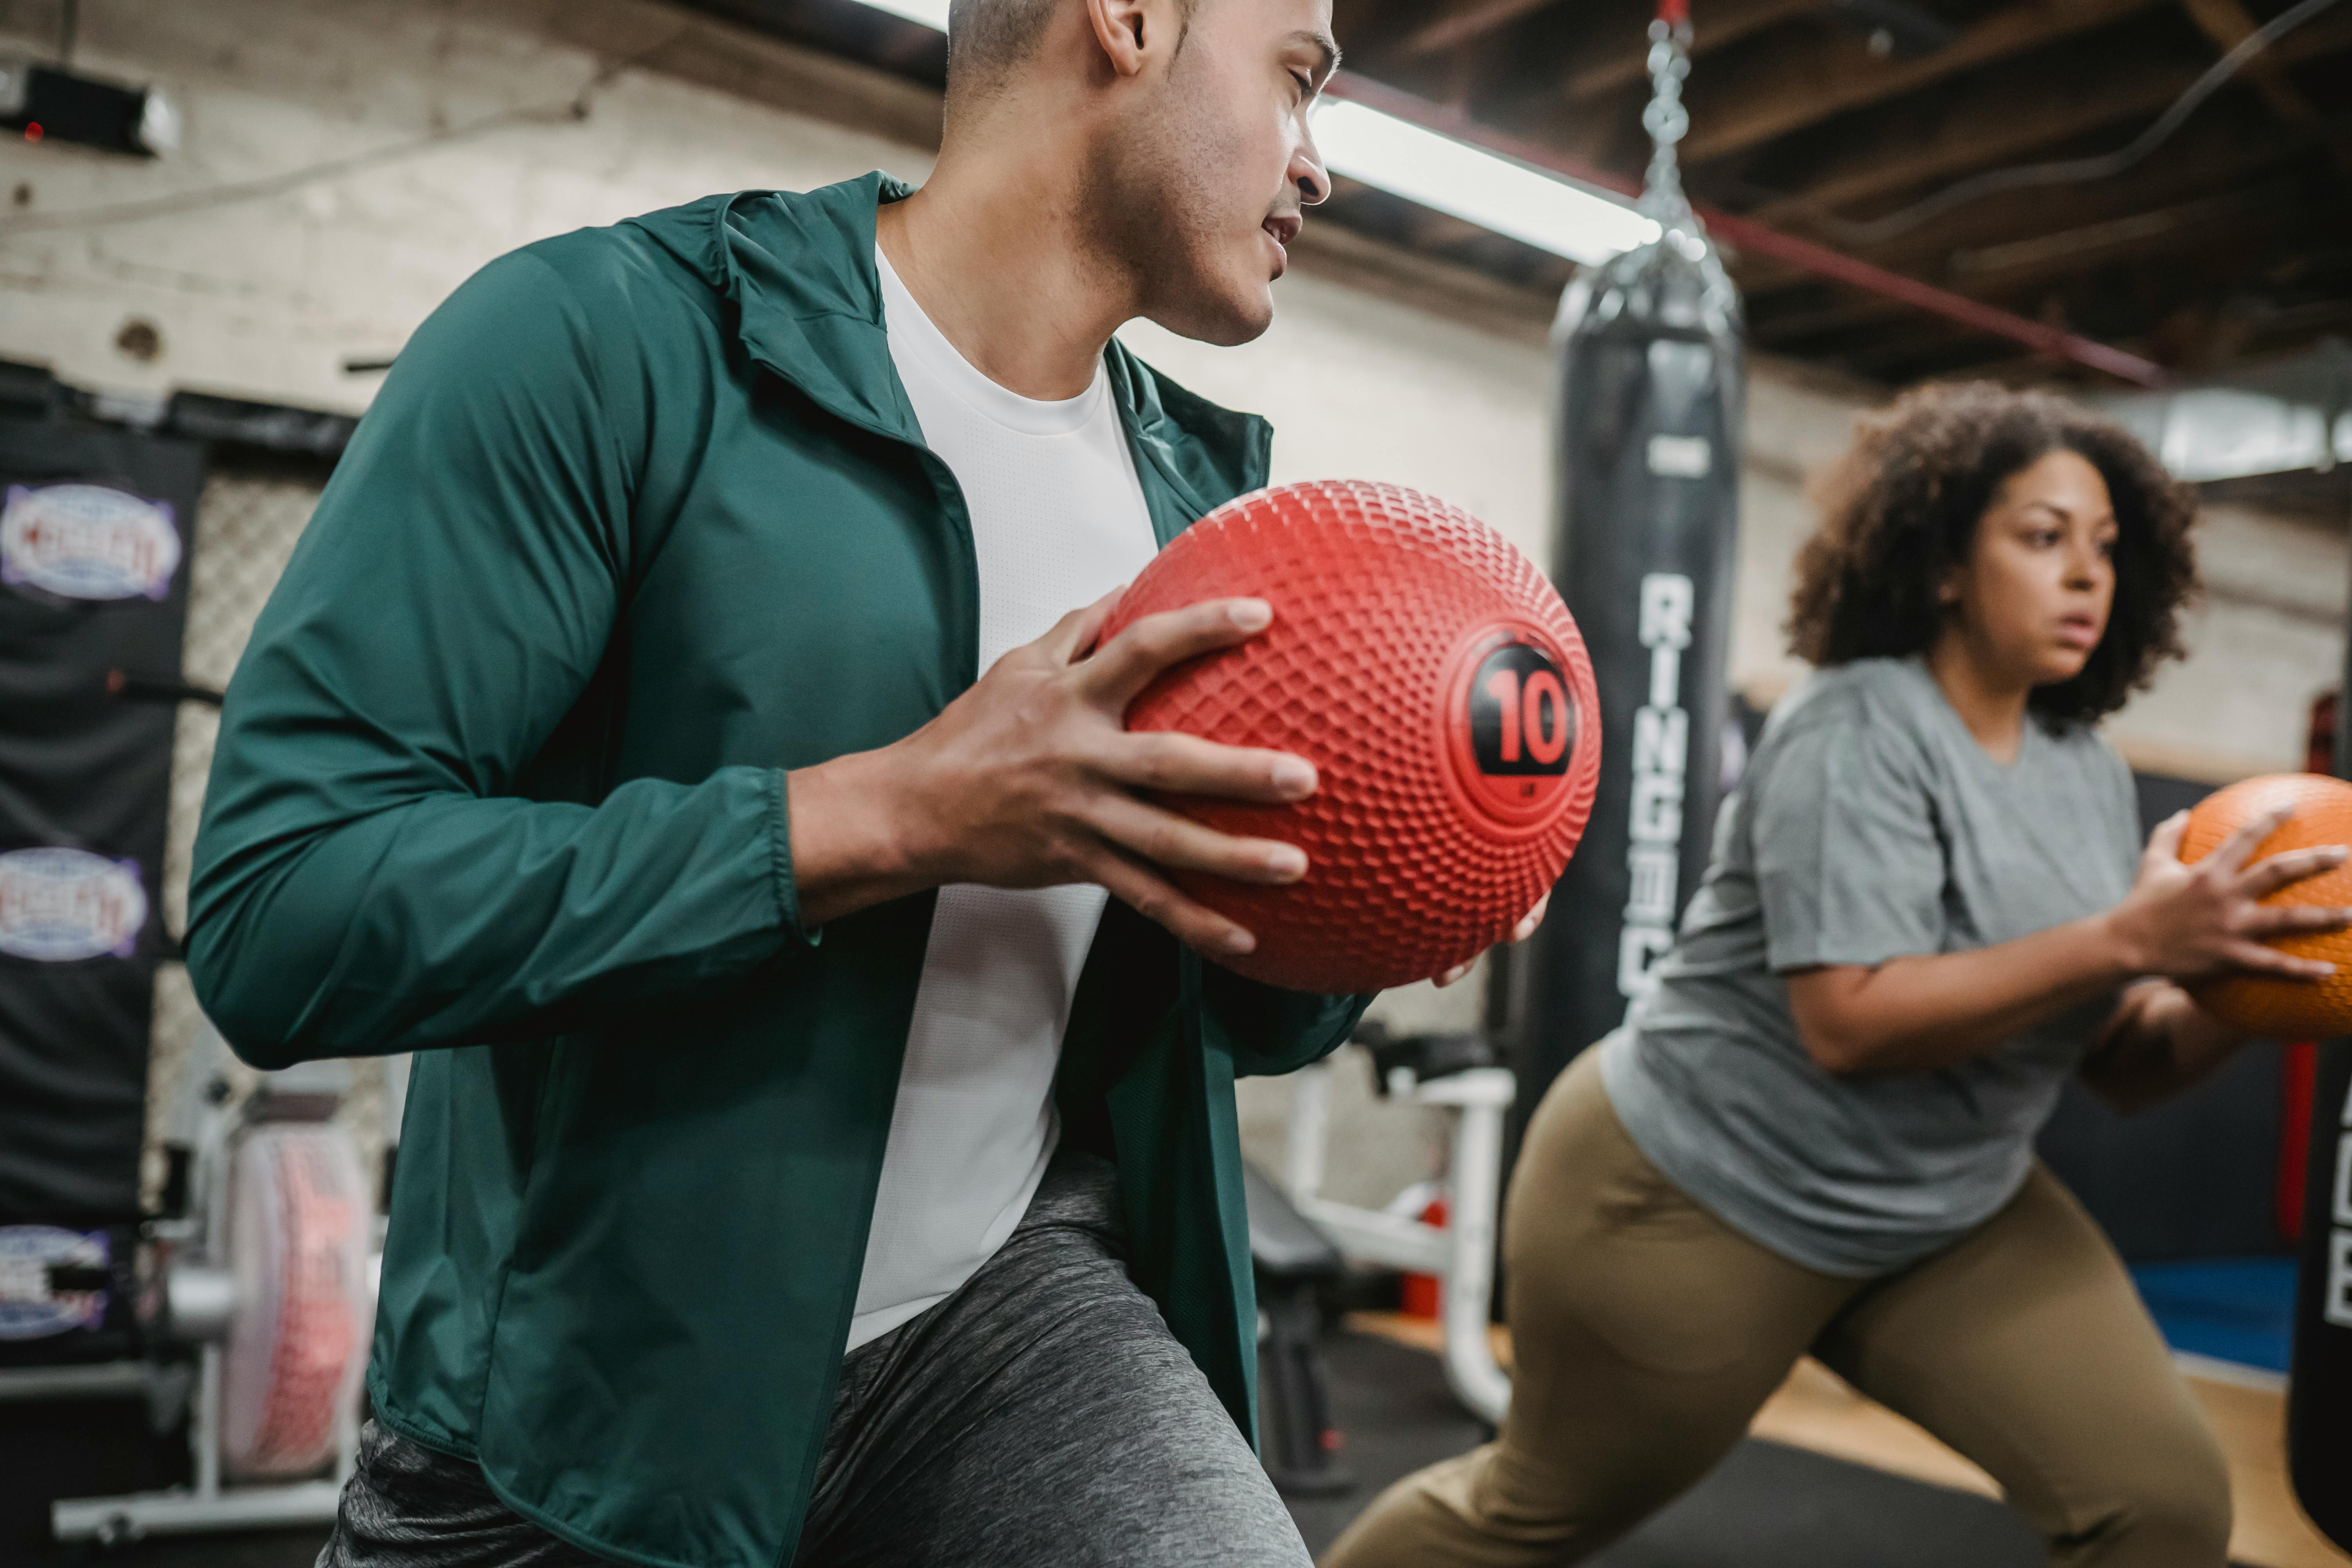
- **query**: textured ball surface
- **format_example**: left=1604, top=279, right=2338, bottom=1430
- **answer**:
left=2180, top=772, right=2352, bottom=1038
left=1103, top=479, right=1601, bottom=992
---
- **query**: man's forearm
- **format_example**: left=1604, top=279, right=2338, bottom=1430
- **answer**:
left=191, top=770, right=800, bottom=1069
left=786, top=748, right=930, bottom=931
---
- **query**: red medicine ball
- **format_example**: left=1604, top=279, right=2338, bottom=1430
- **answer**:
left=1103, top=479, right=1602, bottom=993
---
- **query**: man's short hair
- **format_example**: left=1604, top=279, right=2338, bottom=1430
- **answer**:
left=946, top=0, right=1062, bottom=100
left=946, top=0, right=1196, bottom=106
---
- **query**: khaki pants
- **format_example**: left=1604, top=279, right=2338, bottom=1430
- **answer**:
left=1321, top=1051, right=2232, bottom=1568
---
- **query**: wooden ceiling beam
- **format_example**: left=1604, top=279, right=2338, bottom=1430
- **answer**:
left=1749, top=59, right=2218, bottom=223
left=1475, top=0, right=1826, bottom=136
left=1390, top=0, right=1562, bottom=62
left=1556, top=0, right=1828, bottom=98
left=1734, top=180, right=2292, bottom=301
left=1678, top=0, right=2164, bottom=164
left=1741, top=7, right=2352, bottom=226
left=1744, top=180, right=2303, bottom=360
left=1810, top=303, right=2154, bottom=383
left=2171, top=0, right=2352, bottom=175
left=1749, top=293, right=1903, bottom=345
left=1819, top=271, right=2231, bottom=374
left=1328, top=0, right=1410, bottom=54
left=2237, top=297, right=2352, bottom=349
left=1733, top=109, right=2315, bottom=296
left=1942, top=188, right=2270, bottom=281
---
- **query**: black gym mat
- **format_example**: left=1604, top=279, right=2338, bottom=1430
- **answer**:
left=2, top=1395, right=322, bottom=1568
left=1289, top=1327, right=2047, bottom=1567
left=22, top=1535, right=325, bottom=1568
left=4, top=1332, right=2231, bottom=1566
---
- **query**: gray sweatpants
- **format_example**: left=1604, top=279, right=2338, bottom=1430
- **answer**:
left=319, top=1149, right=1307, bottom=1568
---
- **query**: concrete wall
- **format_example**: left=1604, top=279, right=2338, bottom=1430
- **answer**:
left=3, top=0, right=2342, bottom=1213
left=2109, top=504, right=2345, bottom=781
left=1724, top=383, right=2349, bottom=784
left=0, top=0, right=946, bottom=410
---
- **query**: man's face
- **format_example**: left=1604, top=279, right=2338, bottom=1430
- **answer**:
left=1088, top=0, right=1336, bottom=345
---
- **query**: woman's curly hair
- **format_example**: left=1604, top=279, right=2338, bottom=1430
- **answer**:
left=1786, top=381, right=2200, bottom=729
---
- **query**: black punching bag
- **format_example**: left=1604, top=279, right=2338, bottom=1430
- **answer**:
left=2291, top=1037, right=2352, bottom=1548
left=2289, top=668, right=2352, bottom=1550
left=1506, top=9, right=1744, bottom=1113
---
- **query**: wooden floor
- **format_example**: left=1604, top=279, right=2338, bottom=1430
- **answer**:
left=1345, top=1312, right=2348, bottom=1568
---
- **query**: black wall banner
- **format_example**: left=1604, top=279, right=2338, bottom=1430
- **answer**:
left=0, top=416, right=202, bottom=1229
left=1508, top=230, right=1744, bottom=1113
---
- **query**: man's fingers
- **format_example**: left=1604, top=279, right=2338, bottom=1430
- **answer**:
left=2207, top=800, right=2295, bottom=877
left=1044, top=585, right=1129, bottom=666
left=1434, top=962, right=1474, bottom=988
left=1075, top=599, right=1272, bottom=708
left=1100, top=731, right=1317, bottom=803
left=1084, top=846, right=1257, bottom=957
left=1085, top=795, right=1307, bottom=886
left=2239, top=843, right=2350, bottom=900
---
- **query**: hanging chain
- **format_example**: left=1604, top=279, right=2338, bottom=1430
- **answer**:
left=1639, top=10, right=1696, bottom=229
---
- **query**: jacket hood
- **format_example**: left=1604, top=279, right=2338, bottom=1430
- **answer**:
left=624, top=172, right=1271, bottom=516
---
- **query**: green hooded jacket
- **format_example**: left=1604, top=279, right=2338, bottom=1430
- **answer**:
left=187, top=172, right=1372, bottom=1568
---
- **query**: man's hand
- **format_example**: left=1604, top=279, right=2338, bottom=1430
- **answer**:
left=788, top=590, right=1319, bottom=956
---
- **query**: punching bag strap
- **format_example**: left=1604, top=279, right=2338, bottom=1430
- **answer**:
left=1641, top=0, right=1695, bottom=227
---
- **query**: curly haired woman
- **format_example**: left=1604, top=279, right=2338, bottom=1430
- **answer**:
left=1323, top=383, right=2352, bottom=1568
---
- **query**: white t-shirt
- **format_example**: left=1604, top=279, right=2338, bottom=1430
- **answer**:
left=845, top=245, right=1159, bottom=1351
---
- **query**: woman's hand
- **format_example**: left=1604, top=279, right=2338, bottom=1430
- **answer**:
left=1432, top=892, right=1550, bottom=989
left=2079, top=980, right=2250, bottom=1114
left=2103, top=803, right=2352, bottom=982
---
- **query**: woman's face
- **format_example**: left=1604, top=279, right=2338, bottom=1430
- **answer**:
left=1940, top=447, right=2118, bottom=690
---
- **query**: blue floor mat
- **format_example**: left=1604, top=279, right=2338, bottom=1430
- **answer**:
left=2131, top=1256, right=2298, bottom=1373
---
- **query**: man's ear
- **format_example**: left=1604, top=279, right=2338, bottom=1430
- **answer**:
left=1084, top=0, right=1168, bottom=79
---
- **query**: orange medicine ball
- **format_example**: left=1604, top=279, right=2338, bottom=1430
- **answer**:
left=2180, top=772, right=2352, bottom=1038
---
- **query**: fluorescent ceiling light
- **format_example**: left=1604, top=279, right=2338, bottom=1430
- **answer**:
left=846, top=0, right=1655, bottom=266
left=2098, top=387, right=2352, bottom=482
left=1309, top=100, right=1657, bottom=266
left=861, top=0, right=951, bottom=28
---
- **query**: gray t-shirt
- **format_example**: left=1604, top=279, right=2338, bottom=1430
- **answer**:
left=1599, top=656, right=2141, bottom=1276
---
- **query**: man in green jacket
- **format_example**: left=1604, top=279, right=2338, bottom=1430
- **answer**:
left=187, top=0, right=1544, bottom=1564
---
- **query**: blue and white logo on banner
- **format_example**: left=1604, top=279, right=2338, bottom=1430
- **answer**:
left=0, top=847, right=148, bottom=960
left=0, top=1226, right=110, bottom=1340
left=0, top=482, right=181, bottom=601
